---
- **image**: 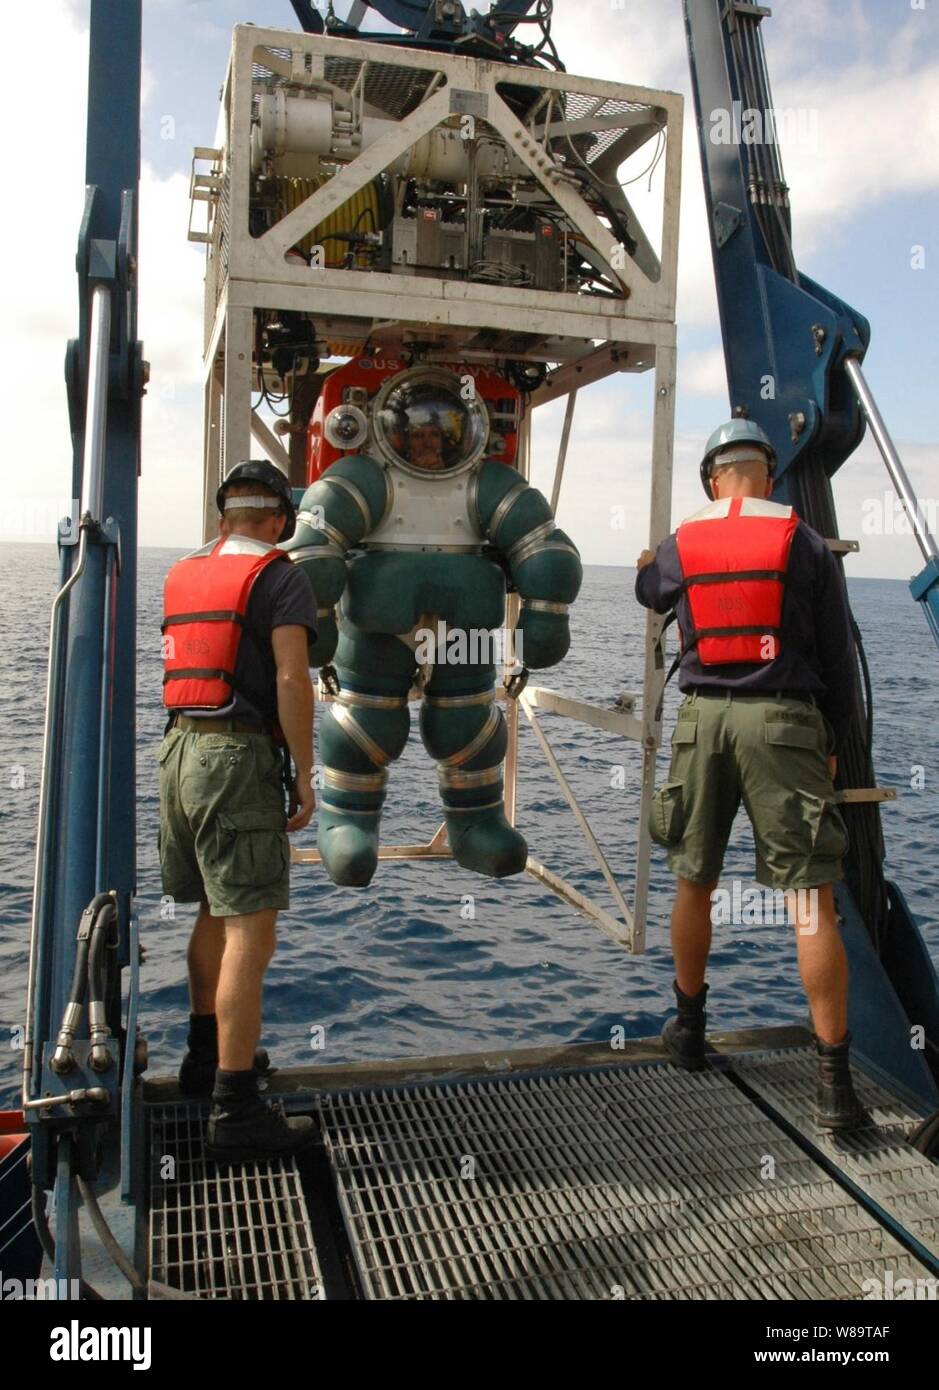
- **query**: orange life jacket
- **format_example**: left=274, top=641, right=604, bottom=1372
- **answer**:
left=162, top=537, right=290, bottom=710
left=675, top=496, right=798, bottom=665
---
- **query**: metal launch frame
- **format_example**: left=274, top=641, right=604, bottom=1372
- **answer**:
left=191, top=25, right=683, bottom=950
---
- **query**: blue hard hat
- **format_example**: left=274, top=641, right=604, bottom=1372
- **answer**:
left=700, top=419, right=777, bottom=496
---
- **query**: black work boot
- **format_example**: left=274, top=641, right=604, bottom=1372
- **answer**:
left=815, top=1032, right=870, bottom=1132
left=661, top=980, right=709, bottom=1070
left=205, top=1070, right=317, bottom=1164
left=178, top=1014, right=273, bottom=1096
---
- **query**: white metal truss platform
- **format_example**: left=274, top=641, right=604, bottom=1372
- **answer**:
left=145, top=1039, right=939, bottom=1301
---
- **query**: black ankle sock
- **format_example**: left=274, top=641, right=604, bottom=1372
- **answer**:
left=187, top=1013, right=218, bottom=1055
left=213, top=1068, right=259, bottom=1103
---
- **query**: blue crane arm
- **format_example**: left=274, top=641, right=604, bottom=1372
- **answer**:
left=683, top=0, right=939, bottom=1104
left=289, top=0, right=324, bottom=31
left=314, top=0, right=538, bottom=35
left=394, top=0, right=540, bottom=29
left=682, top=0, right=938, bottom=646
left=682, top=0, right=870, bottom=494
left=23, top=0, right=145, bottom=1289
left=289, top=0, right=555, bottom=65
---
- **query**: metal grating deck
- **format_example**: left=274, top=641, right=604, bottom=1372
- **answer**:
left=731, top=1048, right=939, bottom=1261
left=148, top=1103, right=322, bottom=1299
left=321, top=1061, right=939, bottom=1300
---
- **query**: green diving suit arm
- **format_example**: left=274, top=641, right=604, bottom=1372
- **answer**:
left=281, top=453, right=390, bottom=667
left=474, top=458, right=583, bottom=669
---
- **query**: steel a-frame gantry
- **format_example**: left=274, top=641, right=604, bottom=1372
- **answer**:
left=191, top=21, right=683, bottom=953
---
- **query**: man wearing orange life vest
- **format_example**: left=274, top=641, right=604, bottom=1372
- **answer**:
left=636, top=419, right=868, bottom=1132
left=159, top=460, right=318, bottom=1162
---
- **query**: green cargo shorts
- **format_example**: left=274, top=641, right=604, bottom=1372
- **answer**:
left=158, top=727, right=289, bottom=917
left=649, top=691, right=849, bottom=891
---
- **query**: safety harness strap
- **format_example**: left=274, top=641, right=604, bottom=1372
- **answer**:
left=679, top=568, right=787, bottom=589
left=162, top=667, right=234, bottom=684
left=162, top=610, right=244, bottom=628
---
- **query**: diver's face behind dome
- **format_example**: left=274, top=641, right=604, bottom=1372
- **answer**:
left=407, top=421, right=445, bottom=470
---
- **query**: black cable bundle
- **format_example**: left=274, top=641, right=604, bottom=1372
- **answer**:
left=795, top=455, right=889, bottom=954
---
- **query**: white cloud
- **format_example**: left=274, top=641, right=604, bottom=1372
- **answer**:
left=832, top=438, right=939, bottom=582
left=2, top=0, right=936, bottom=579
left=547, top=426, right=939, bottom=586
left=680, top=346, right=727, bottom=398
left=0, top=1, right=90, bottom=539
left=550, top=0, right=939, bottom=322
left=549, top=0, right=689, bottom=92
left=136, top=163, right=207, bottom=551
left=0, top=2, right=207, bottom=548
left=528, top=396, right=709, bottom=566
left=138, top=171, right=206, bottom=388
left=673, top=122, right=722, bottom=328
left=782, top=62, right=939, bottom=258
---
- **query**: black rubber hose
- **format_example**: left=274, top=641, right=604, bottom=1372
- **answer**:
left=31, top=1185, right=104, bottom=1300
left=64, top=892, right=113, bottom=1012
left=794, top=455, right=888, bottom=951
left=851, top=614, right=875, bottom=759
left=908, top=1109, right=939, bottom=1160
left=76, top=1176, right=145, bottom=1293
left=87, top=903, right=113, bottom=1012
left=65, top=941, right=90, bottom=1013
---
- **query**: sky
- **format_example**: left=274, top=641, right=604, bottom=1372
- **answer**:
left=1, top=0, right=936, bottom=582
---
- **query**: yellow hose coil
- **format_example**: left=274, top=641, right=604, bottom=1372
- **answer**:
left=278, top=176, right=381, bottom=268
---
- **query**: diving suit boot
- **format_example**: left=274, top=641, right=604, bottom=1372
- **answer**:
left=205, top=1071, right=317, bottom=1164
left=814, top=1032, right=870, bottom=1132
left=444, top=806, right=528, bottom=878
left=661, top=980, right=709, bottom=1070
left=317, top=808, right=380, bottom=887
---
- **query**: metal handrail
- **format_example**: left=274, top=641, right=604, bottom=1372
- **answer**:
left=22, top=528, right=89, bottom=1107
left=80, top=286, right=112, bottom=525
left=844, top=355, right=938, bottom=566
left=96, top=546, right=117, bottom=893
left=23, top=284, right=113, bottom=1108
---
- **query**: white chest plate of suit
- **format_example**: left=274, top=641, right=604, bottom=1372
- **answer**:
left=365, top=460, right=484, bottom=552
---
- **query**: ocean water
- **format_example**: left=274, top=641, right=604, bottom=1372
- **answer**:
left=0, top=544, right=936, bottom=1104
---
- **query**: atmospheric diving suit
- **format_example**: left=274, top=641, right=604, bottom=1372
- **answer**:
left=282, top=364, right=582, bottom=886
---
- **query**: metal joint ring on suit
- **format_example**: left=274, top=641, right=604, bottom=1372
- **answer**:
left=514, top=538, right=579, bottom=568
left=320, top=473, right=373, bottom=533
left=487, top=483, right=528, bottom=541
left=522, top=599, right=569, bottom=615
left=297, top=510, right=348, bottom=549
left=336, top=690, right=409, bottom=710
left=324, top=766, right=389, bottom=792
left=436, top=706, right=502, bottom=768
left=425, top=690, right=496, bottom=708
left=331, top=703, right=392, bottom=766
left=289, top=540, right=346, bottom=564
left=438, top=765, right=503, bottom=789
left=506, top=520, right=556, bottom=564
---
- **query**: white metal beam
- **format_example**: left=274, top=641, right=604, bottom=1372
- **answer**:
left=222, top=305, right=253, bottom=478
left=525, top=859, right=632, bottom=949
left=520, top=691, right=635, bottom=937
left=523, top=686, right=644, bottom=745
left=633, top=341, right=678, bottom=952
left=259, top=86, right=452, bottom=261
left=550, top=390, right=577, bottom=515
left=250, top=410, right=293, bottom=474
